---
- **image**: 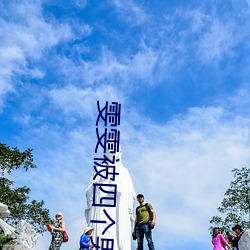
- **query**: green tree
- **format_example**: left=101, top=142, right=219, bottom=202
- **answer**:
left=0, top=143, right=52, bottom=233
left=210, top=167, right=250, bottom=232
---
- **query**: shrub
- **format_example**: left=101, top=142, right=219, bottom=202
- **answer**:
left=0, top=234, right=14, bottom=246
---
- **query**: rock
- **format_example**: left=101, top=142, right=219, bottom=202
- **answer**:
left=239, top=229, right=250, bottom=250
left=0, top=203, right=11, bottom=218
left=12, top=220, right=38, bottom=250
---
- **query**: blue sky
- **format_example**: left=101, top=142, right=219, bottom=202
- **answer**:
left=1, top=0, right=250, bottom=249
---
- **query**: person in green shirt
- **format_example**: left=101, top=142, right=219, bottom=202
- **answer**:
left=133, top=194, right=156, bottom=250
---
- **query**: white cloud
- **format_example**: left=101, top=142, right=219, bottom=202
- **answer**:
left=0, top=1, right=74, bottom=111
left=188, top=8, right=210, bottom=33
left=81, top=45, right=158, bottom=87
left=73, top=0, right=87, bottom=9
left=224, top=84, right=250, bottom=114
left=159, top=7, right=240, bottom=67
left=112, top=0, right=148, bottom=26
left=126, top=43, right=158, bottom=84
left=82, top=48, right=127, bottom=85
left=0, top=45, right=25, bottom=110
left=196, top=20, right=235, bottom=63
left=48, top=84, right=124, bottom=121
left=0, top=2, right=73, bottom=58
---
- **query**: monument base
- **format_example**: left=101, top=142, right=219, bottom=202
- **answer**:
left=1, top=245, right=26, bottom=250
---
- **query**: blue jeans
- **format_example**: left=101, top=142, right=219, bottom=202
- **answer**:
left=136, top=223, right=155, bottom=250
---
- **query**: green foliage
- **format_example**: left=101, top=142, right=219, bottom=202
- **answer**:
left=0, top=143, right=52, bottom=233
left=0, top=144, right=36, bottom=176
left=0, top=234, right=14, bottom=246
left=210, top=167, right=250, bottom=232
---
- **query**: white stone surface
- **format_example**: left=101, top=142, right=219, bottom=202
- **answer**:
left=239, top=229, right=250, bottom=250
left=85, top=146, right=136, bottom=250
left=0, top=203, right=11, bottom=218
left=13, top=220, right=38, bottom=250
left=0, top=218, right=15, bottom=235
left=0, top=203, right=15, bottom=235
left=2, top=245, right=26, bottom=250
left=0, top=203, right=38, bottom=250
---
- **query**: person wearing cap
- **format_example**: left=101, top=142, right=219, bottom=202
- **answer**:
left=133, top=194, right=156, bottom=250
left=230, top=225, right=244, bottom=250
left=49, top=212, right=66, bottom=250
left=79, top=226, right=95, bottom=250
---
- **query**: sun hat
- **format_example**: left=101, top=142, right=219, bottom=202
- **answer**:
left=84, top=226, right=95, bottom=234
left=55, top=212, right=63, bottom=218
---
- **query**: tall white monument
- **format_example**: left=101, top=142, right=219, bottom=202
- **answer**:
left=85, top=146, right=136, bottom=250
